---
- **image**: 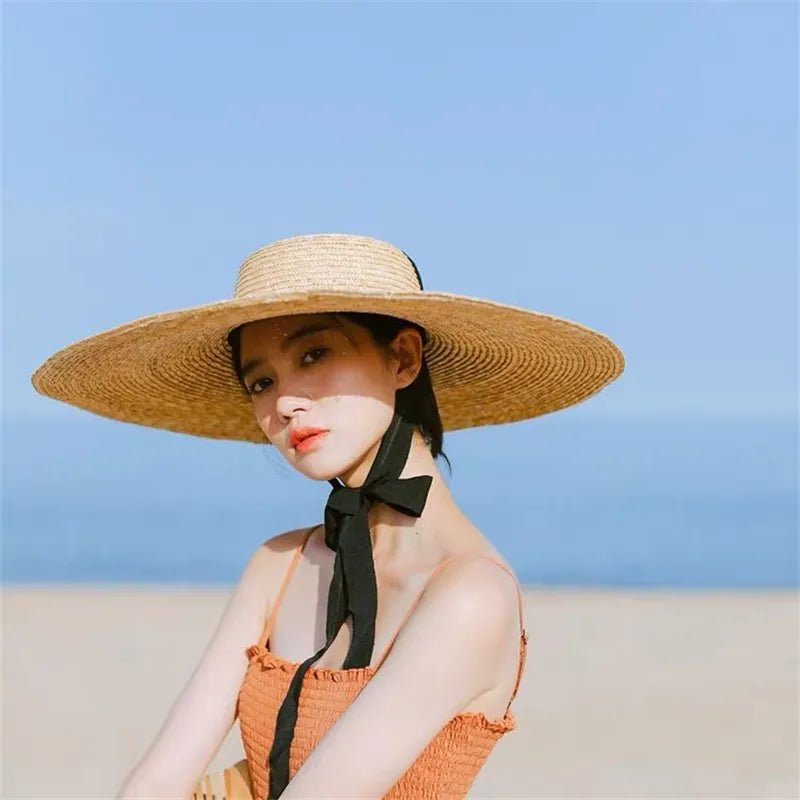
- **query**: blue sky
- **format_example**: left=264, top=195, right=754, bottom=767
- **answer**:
left=4, top=1, right=796, bottom=422
left=2, top=3, right=797, bottom=586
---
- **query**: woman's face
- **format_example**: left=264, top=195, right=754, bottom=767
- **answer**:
left=238, top=313, right=421, bottom=484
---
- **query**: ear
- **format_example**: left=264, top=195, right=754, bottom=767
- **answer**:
left=390, top=328, right=424, bottom=390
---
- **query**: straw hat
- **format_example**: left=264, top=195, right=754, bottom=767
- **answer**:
left=30, top=233, right=625, bottom=443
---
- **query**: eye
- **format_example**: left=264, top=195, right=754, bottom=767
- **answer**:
left=248, top=376, right=273, bottom=395
left=250, top=347, right=328, bottom=394
left=301, top=346, right=328, bottom=365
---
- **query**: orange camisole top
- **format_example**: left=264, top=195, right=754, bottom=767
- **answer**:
left=236, top=525, right=528, bottom=800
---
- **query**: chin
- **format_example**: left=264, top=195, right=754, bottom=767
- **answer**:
left=294, top=458, right=344, bottom=483
left=283, top=442, right=347, bottom=483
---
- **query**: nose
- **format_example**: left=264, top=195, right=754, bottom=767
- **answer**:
left=274, top=387, right=313, bottom=423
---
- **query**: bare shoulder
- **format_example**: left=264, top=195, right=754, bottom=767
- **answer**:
left=423, top=550, right=522, bottom=637
left=402, top=549, right=523, bottom=707
left=359, top=547, right=522, bottom=725
left=248, top=523, right=318, bottom=572
left=233, top=524, right=319, bottom=623
left=260, top=523, right=318, bottom=554
left=381, top=544, right=523, bottom=664
left=425, top=515, right=521, bottom=621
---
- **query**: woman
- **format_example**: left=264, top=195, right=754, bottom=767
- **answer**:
left=31, top=233, right=625, bottom=799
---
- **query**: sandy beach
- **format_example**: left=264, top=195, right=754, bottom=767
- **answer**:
left=2, top=586, right=797, bottom=799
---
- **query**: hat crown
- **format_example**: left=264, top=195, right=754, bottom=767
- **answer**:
left=233, top=234, right=423, bottom=299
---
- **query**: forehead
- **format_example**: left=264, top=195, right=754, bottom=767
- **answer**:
left=239, top=313, right=344, bottom=352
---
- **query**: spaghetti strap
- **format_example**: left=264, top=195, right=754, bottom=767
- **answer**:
left=258, top=524, right=319, bottom=649
left=373, top=552, right=528, bottom=711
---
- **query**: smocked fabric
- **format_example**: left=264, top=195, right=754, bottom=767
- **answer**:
left=238, top=637, right=526, bottom=800
left=236, top=529, right=528, bottom=800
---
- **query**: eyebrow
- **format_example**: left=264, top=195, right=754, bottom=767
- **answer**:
left=240, top=322, right=335, bottom=379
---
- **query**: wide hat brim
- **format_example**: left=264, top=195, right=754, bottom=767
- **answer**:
left=31, top=289, right=625, bottom=444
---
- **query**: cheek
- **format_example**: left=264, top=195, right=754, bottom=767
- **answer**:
left=334, top=393, right=393, bottom=429
left=248, top=396, right=278, bottom=438
left=324, top=354, right=394, bottom=398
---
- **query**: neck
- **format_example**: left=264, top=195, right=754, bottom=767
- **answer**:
left=337, top=426, right=463, bottom=569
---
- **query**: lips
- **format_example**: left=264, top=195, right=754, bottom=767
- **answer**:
left=290, top=426, right=329, bottom=449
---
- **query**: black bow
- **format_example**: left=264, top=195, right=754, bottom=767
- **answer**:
left=267, top=412, right=433, bottom=798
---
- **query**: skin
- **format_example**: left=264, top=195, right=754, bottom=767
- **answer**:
left=117, top=312, right=523, bottom=800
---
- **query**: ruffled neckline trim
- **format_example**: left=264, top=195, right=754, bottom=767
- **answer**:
left=246, top=643, right=376, bottom=681
left=244, top=643, right=516, bottom=733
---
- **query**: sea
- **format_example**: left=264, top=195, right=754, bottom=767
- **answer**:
left=2, top=413, right=797, bottom=588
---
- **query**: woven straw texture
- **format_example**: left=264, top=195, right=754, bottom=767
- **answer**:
left=30, top=233, right=625, bottom=443
left=191, top=758, right=253, bottom=799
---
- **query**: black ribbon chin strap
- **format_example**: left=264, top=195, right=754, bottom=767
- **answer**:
left=266, top=412, right=433, bottom=799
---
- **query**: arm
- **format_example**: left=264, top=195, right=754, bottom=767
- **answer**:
left=280, top=557, right=521, bottom=800
left=116, top=529, right=303, bottom=800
